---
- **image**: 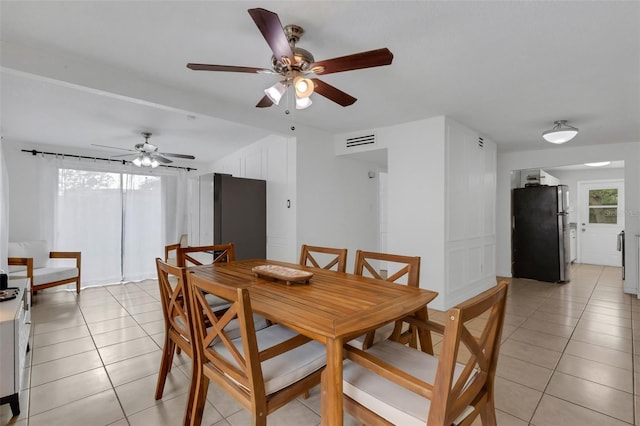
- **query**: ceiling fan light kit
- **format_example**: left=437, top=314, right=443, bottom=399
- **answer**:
left=542, top=120, right=579, bottom=144
left=264, top=81, right=287, bottom=105
left=92, top=132, right=195, bottom=168
left=295, top=95, right=312, bottom=110
left=186, top=8, right=394, bottom=110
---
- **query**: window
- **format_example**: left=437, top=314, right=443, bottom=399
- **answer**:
left=588, top=188, right=618, bottom=224
left=57, top=169, right=161, bottom=285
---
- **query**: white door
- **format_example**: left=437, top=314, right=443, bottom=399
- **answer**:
left=578, top=180, right=624, bottom=266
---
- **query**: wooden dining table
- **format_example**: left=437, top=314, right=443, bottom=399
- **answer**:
left=188, top=258, right=438, bottom=426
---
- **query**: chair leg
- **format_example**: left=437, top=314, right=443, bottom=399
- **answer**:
left=184, top=364, right=209, bottom=426
left=76, top=279, right=81, bottom=294
left=155, top=339, right=176, bottom=400
left=479, top=393, right=497, bottom=426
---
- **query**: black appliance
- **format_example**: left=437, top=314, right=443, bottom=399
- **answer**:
left=213, top=173, right=266, bottom=260
left=512, top=185, right=571, bottom=283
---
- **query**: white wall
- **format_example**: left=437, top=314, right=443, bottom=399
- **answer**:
left=296, top=126, right=379, bottom=270
left=497, top=142, right=640, bottom=294
left=4, top=142, right=43, bottom=241
left=382, top=118, right=447, bottom=302
left=0, top=140, right=9, bottom=271
left=335, top=116, right=449, bottom=306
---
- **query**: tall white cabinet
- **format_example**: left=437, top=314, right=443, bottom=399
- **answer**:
left=189, top=135, right=297, bottom=262
left=445, top=119, right=497, bottom=307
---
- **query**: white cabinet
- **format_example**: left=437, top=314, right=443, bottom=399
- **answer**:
left=190, top=135, right=297, bottom=262
left=570, top=228, right=577, bottom=262
left=0, top=278, right=30, bottom=416
left=445, top=118, right=496, bottom=307
left=520, top=168, right=560, bottom=187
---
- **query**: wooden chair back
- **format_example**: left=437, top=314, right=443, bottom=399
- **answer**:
left=353, top=250, right=424, bottom=349
left=354, top=249, right=420, bottom=285
left=154, top=258, right=193, bottom=399
left=177, top=243, right=235, bottom=267
left=343, top=280, right=509, bottom=426
left=299, top=244, right=347, bottom=272
left=184, top=272, right=324, bottom=425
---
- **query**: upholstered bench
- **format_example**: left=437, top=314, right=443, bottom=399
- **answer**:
left=7, top=241, right=81, bottom=294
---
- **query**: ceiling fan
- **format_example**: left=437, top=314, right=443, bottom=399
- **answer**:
left=187, top=8, right=394, bottom=109
left=93, top=132, right=196, bottom=168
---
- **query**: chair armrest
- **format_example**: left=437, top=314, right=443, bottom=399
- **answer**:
left=403, top=316, right=446, bottom=336
left=165, top=243, right=180, bottom=261
left=8, top=257, right=32, bottom=267
left=50, top=251, right=81, bottom=268
left=7, top=257, right=34, bottom=280
left=343, top=343, right=434, bottom=399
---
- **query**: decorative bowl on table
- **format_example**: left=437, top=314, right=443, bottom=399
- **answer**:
left=252, top=265, right=313, bottom=285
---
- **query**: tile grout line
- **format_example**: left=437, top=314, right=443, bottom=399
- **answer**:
left=526, top=265, right=635, bottom=425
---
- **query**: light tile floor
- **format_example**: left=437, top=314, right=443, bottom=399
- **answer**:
left=1, top=263, right=636, bottom=425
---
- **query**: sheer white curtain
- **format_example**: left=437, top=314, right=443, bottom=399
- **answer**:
left=122, top=173, right=161, bottom=281
left=161, top=170, right=189, bottom=245
left=57, top=168, right=124, bottom=285
left=54, top=163, right=176, bottom=285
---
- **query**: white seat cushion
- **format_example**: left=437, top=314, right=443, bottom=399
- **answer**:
left=212, top=324, right=326, bottom=395
left=10, top=266, right=78, bottom=286
left=343, top=340, right=475, bottom=426
left=347, top=321, right=396, bottom=349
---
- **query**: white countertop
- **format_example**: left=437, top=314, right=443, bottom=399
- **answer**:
left=0, top=278, right=28, bottom=323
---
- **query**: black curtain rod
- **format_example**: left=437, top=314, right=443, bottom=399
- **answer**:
left=21, top=149, right=196, bottom=171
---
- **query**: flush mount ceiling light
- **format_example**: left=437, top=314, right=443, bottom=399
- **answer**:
left=584, top=161, right=611, bottom=167
left=542, top=120, right=579, bottom=144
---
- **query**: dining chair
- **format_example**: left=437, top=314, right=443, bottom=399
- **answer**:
left=154, top=258, right=194, bottom=400
left=184, top=271, right=327, bottom=426
left=155, top=258, right=268, bottom=401
left=342, top=280, right=509, bottom=426
left=352, top=249, right=427, bottom=350
left=164, top=233, right=188, bottom=266
left=299, top=244, right=348, bottom=272
left=177, top=243, right=237, bottom=311
left=177, top=243, right=235, bottom=267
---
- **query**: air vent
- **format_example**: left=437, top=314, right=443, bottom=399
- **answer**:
left=345, top=134, right=376, bottom=148
left=478, top=137, right=484, bottom=148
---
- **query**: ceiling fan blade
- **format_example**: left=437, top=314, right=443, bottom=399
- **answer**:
left=311, top=48, right=394, bottom=75
left=256, top=95, right=274, bottom=108
left=187, top=63, right=273, bottom=74
left=91, top=144, right=135, bottom=152
left=311, top=79, right=357, bottom=106
left=158, top=152, right=196, bottom=160
left=154, top=155, right=173, bottom=164
left=248, top=8, right=294, bottom=63
left=110, top=153, right=136, bottom=158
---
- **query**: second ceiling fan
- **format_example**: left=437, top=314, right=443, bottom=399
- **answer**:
left=187, top=8, right=394, bottom=109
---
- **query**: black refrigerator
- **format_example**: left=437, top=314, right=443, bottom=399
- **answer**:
left=512, top=185, right=571, bottom=283
left=212, top=173, right=266, bottom=260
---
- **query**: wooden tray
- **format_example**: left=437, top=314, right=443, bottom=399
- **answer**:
left=252, top=265, right=313, bottom=285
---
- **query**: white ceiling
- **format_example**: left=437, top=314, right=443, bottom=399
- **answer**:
left=1, top=1, right=639, bottom=168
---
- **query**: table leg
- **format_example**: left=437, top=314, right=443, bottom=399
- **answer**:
left=321, top=337, right=343, bottom=426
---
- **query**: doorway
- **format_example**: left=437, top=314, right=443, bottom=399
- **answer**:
left=577, top=179, right=625, bottom=266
